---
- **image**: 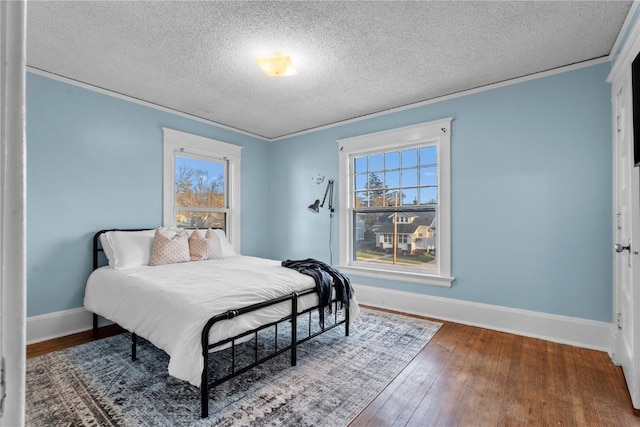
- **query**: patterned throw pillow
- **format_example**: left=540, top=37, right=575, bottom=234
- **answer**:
left=189, top=228, right=223, bottom=261
left=149, top=228, right=190, bottom=266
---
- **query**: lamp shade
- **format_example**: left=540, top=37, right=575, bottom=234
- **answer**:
left=307, top=179, right=334, bottom=214
left=308, top=199, right=320, bottom=213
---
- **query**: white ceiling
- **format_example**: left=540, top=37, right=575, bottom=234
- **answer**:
left=27, top=1, right=633, bottom=140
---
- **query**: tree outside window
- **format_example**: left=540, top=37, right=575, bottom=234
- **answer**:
left=174, top=155, right=227, bottom=229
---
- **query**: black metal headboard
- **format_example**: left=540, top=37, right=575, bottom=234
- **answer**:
left=92, top=228, right=153, bottom=270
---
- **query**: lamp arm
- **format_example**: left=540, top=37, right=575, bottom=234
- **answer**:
left=319, top=179, right=334, bottom=209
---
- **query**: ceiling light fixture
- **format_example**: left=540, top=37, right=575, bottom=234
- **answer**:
left=255, top=52, right=298, bottom=77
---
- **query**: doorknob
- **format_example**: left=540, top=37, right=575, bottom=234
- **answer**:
left=615, top=243, right=631, bottom=253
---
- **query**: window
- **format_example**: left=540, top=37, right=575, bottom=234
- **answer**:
left=162, top=128, right=242, bottom=252
left=174, top=154, right=226, bottom=229
left=338, top=118, right=453, bottom=287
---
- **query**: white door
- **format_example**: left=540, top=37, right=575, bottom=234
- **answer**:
left=612, top=75, right=640, bottom=409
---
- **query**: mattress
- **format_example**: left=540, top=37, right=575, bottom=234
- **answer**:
left=84, top=255, right=359, bottom=387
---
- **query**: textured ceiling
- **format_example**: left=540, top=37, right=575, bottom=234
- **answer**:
left=27, top=1, right=632, bottom=140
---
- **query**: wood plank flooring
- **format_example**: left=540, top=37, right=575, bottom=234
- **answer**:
left=26, top=324, right=124, bottom=358
left=27, top=309, right=640, bottom=426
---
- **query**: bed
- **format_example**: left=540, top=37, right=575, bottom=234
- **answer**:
left=84, top=228, right=359, bottom=418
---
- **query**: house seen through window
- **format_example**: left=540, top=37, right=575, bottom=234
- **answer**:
left=352, top=146, right=438, bottom=270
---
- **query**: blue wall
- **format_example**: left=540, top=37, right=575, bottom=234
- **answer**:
left=269, top=63, right=613, bottom=322
left=27, top=62, right=613, bottom=323
left=26, top=73, right=269, bottom=316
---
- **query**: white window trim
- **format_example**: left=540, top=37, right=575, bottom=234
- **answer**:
left=337, top=118, right=454, bottom=287
left=162, top=127, right=243, bottom=253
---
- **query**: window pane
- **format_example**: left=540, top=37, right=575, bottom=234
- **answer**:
left=354, top=212, right=379, bottom=258
left=421, top=166, right=438, bottom=186
left=369, top=154, right=383, bottom=171
left=385, top=170, right=400, bottom=189
left=419, top=186, right=438, bottom=204
left=354, top=210, right=436, bottom=269
left=401, top=188, right=418, bottom=206
left=385, top=151, right=400, bottom=169
left=370, top=192, right=391, bottom=207
left=354, top=156, right=367, bottom=174
left=401, top=168, right=418, bottom=187
left=354, top=191, right=368, bottom=207
left=175, top=155, right=225, bottom=208
left=388, top=191, right=402, bottom=207
left=420, top=146, right=437, bottom=166
left=402, top=149, right=418, bottom=168
left=176, top=210, right=226, bottom=229
left=355, top=173, right=368, bottom=191
left=367, top=172, right=389, bottom=207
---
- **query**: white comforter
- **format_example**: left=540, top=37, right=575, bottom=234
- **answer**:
left=84, top=256, right=359, bottom=387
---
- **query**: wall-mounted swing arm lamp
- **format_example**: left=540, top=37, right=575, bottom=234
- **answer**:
left=308, top=179, right=334, bottom=213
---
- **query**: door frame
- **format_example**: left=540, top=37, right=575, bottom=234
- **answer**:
left=0, top=0, right=27, bottom=425
left=609, top=6, right=640, bottom=410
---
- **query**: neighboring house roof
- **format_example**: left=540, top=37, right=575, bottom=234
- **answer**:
left=376, top=212, right=436, bottom=234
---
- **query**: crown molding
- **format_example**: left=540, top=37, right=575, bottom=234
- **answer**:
left=26, top=66, right=270, bottom=142
left=29, top=56, right=609, bottom=144
left=270, top=57, right=610, bottom=141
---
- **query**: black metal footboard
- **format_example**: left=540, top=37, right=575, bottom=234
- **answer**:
left=199, top=287, right=349, bottom=418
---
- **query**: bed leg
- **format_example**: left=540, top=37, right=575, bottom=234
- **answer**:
left=92, top=313, right=98, bottom=337
left=345, top=304, right=350, bottom=337
left=201, top=348, right=209, bottom=418
left=131, top=333, right=137, bottom=361
left=291, top=293, right=298, bottom=367
left=201, top=387, right=209, bottom=418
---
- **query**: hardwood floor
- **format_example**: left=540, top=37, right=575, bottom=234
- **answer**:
left=27, top=310, right=640, bottom=426
left=351, top=310, right=640, bottom=427
left=26, top=324, right=124, bottom=358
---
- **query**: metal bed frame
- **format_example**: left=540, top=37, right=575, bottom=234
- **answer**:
left=89, top=228, right=350, bottom=418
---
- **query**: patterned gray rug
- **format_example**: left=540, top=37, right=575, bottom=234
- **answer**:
left=26, top=308, right=441, bottom=427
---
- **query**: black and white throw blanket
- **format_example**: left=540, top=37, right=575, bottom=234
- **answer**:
left=281, top=258, right=353, bottom=327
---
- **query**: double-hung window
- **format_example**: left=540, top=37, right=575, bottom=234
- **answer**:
left=338, top=118, right=453, bottom=287
left=162, top=128, right=242, bottom=252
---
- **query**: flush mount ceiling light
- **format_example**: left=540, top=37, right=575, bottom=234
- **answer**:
left=255, top=52, right=298, bottom=77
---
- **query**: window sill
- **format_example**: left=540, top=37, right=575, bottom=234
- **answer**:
left=338, top=265, right=454, bottom=288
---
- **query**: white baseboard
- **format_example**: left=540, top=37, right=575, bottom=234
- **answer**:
left=28, top=286, right=613, bottom=352
left=354, top=284, right=613, bottom=352
left=27, top=308, right=111, bottom=345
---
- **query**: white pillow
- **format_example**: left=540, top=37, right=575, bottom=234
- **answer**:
left=100, top=233, right=116, bottom=267
left=212, top=229, right=237, bottom=257
left=104, top=229, right=156, bottom=269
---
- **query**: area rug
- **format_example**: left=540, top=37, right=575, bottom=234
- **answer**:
left=26, top=308, right=441, bottom=427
